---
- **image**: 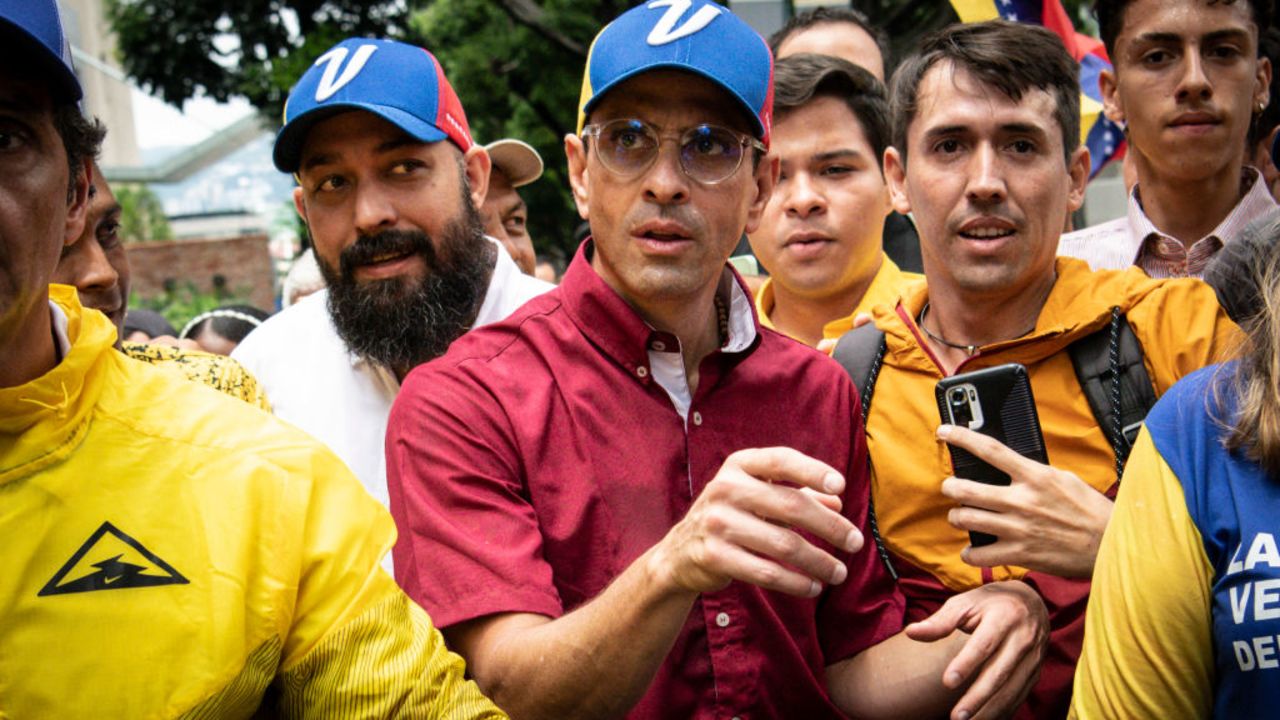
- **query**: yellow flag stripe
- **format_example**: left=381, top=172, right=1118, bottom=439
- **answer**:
left=950, top=0, right=1001, bottom=23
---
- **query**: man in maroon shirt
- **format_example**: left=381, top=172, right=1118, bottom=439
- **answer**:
left=387, top=2, right=1048, bottom=718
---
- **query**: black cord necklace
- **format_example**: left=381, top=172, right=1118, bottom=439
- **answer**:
left=918, top=302, right=1035, bottom=357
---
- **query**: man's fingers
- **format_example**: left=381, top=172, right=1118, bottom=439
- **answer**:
left=800, top=486, right=844, bottom=513
left=941, top=615, right=1005, bottom=690
left=959, top=541, right=1026, bottom=570
left=729, top=477, right=861, bottom=553
left=946, top=503, right=1020, bottom=537
left=952, top=632, right=1040, bottom=720
left=903, top=595, right=973, bottom=644
left=937, top=425, right=1036, bottom=477
left=940, top=477, right=1015, bottom=512
left=703, top=535, right=825, bottom=598
left=728, top=447, right=845, bottom=495
left=720, top=509, right=849, bottom=586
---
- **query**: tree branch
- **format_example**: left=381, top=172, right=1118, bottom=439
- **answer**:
left=494, top=0, right=587, bottom=57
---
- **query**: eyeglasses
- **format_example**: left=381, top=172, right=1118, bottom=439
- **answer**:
left=581, top=118, right=766, bottom=185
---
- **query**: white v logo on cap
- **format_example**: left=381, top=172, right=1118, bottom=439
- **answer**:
left=645, top=0, right=722, bottom=46
left=313, top=44, right=378, bottom=102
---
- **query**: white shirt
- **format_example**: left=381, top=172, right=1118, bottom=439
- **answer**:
left=647, top=270, right=756, bottom=422
left=233, top=238, right=552, bottom=516
left=1059, top=167, right=1276, bottom=278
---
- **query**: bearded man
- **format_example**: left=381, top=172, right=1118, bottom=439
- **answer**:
left=233, top=38, right=551, bottom=567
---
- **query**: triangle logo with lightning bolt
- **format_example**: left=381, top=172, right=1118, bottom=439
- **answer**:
left=39, top=521, right=189, bottom=597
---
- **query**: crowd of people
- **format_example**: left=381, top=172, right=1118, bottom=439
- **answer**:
left=3, top=0, right=1278, bottom=717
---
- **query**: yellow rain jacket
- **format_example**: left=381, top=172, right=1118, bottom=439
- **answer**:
left=0, top=285, right=505, bottom=719
left=864, top=258, right=1239, bottom=718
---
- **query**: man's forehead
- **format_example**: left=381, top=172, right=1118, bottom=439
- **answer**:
left=486, top=174, right=524, bottom=213
left=775, top=97, right=872, bottom=150
left=297, top=110, right=442, bottom=170
left=778, top=23, right=885, bottom=80
left=910, top=61, right=1058, bottom=136
left=1118, top=0, right=1257, bottom=43
left=588, top=70, right=750, bottom=131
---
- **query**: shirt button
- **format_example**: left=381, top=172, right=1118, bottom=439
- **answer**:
left=692, top=411, right=703, bottom=426
left=636, top=366, right=649, bottom=378
left=715, top=612, right=730, bottom=627
left=652, top=340, right=666, bottom=352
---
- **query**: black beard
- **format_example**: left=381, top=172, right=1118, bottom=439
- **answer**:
left=318, top=205, right=494, bottom=375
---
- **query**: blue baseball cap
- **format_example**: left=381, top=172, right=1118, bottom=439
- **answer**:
left=0, top=0, right=81, bottom=103
left=274, top=37, right=474, bottom=173
left=577, top=0, right=774, bottom=147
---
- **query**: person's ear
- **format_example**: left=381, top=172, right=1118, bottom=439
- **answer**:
left=883, top=147, right=912, bottom=216
left=565, top=133, right=591, bottom=221
left=463, top=144, right=493, bottom=210
left=292, top=186, right=308, bottom=225
left=63, top=157, right=91, bottom=249
left=1255, top=56, right=1273, bottom=115
left=1099, top=68, right=1125, bottom=127
left=1067, top=145, right=1091, bottom=212
left=742, top=152, right=779, bottom=235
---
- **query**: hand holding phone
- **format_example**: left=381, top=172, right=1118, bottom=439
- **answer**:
left=936, top=364, right=1048, bottom=547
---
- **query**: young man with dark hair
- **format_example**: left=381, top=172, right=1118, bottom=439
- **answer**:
left=1061, top=0, right=1276, bottom=276
left=860, top=19, right=1240, bottom=717
left=233, top=39, right=551, bottom=542
left=0, top=1, right=504, bottom=715
left=768, top=5, right=924, bottom=276
left=387, top=3, right=1049, bottom=719
left=748, top=54, right=920, bottom=347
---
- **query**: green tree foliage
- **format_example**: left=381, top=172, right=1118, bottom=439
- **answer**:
left=114, top=184, right=174, bottom=242
left=129, top=281, right=248, bottom=331
left=108, top=0, right=1102, bottom=257
left=411, top=1, right=632, bottom=257
left=106, top=0, right=409, bottom=119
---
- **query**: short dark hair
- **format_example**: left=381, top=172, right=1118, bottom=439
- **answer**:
left=1095, top=0, right=1274, bottom=59
left=773, top=53, right=890, bottom=168
left=52, top=105, right=106, bottom=201
left=769, top=7, right=889, bottom=67
left=890, top=20, right=1080, bottom=165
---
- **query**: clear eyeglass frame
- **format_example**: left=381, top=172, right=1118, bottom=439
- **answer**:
left=580, top=118, right=766, bottom=185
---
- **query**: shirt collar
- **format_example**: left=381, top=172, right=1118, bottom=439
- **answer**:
left=754, top=276, right=777, bottom=331
left=560, top=239, right=760, bottom=374
left=473, top=235, right=520, bottom=328
left=1126, top=166, right=1276, bottom=263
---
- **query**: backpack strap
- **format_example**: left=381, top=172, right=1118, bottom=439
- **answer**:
left=831, top=322, right=896, bottom=579
left=1068, top=307, right=1158, bottom=483
left=831, top=322, right=888, bottom=425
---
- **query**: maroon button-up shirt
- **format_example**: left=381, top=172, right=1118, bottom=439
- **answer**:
left=387, top=241, right=904, bottom=719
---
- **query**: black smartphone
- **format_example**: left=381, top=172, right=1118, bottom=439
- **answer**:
left=935, top=363, right=1048, bottom=548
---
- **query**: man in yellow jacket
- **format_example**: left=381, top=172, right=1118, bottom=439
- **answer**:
left=861, top=21, right=1240, bottom=718
left=748, top=53, right=921, bottom=349
left=0, top=2, right=504, bottom=717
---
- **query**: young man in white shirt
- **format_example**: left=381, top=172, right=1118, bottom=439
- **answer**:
left=1060, top=0, right=1275, bottom=277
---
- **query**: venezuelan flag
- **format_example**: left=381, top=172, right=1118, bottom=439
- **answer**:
left=951, top=0, right=1124, bottom=177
